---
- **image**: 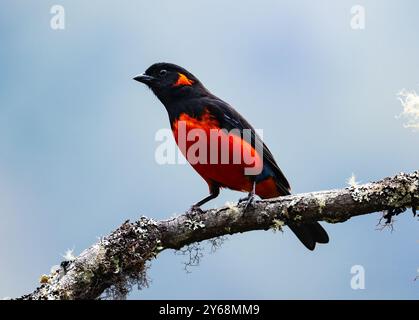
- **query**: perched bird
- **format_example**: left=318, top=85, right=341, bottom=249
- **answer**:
left=134, top=63, right=329, bottom=250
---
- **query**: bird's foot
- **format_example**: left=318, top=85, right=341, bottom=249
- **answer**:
left=238, top=192, right=256, bottom=212
left=187, top=205, right=204, bottom=216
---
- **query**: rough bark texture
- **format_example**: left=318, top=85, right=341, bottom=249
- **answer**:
left=18, top=171, right=418, bottom=300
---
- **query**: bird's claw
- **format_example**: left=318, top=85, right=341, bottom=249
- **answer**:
left=188, top=205, right=204, bottom=216
left=238, top=193, right=256, bottom=212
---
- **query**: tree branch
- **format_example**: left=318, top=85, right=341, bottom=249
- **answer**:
left=19, top=171, right=418, bottom=300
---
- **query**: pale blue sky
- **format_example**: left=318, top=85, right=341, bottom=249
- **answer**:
left=0, top=0, right=418, bottom=299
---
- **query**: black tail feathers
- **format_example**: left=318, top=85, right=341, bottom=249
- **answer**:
left=288, top=222, right=329, bottom=251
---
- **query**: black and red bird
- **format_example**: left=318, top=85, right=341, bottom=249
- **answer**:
left=134, top=63, right=329, bottom=250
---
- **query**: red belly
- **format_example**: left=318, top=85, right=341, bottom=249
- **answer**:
left=172, top=110, right=275, bottom=196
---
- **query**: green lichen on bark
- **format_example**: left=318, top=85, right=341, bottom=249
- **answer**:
left=184, top=219, right=206, bottom=230
left=349, top=171, right=418, bottom=207
left=271, top=218, right=285, bottom=232
left=18, top=171, right=419, bottom=300
left=315, top=195, right=327, bottom=214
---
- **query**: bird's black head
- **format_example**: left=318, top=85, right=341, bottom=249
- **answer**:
left=133, top=63, right=209, bottom=105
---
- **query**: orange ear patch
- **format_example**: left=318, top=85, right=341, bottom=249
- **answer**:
left=174, top=73, right=194, bottom=87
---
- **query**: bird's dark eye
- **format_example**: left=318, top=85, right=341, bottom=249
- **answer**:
left=159, top=69, right=167, bottom=77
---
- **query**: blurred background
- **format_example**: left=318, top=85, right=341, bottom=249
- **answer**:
left=0, top=0, right=418, bottom=299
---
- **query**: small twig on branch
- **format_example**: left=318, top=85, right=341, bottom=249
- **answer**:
left=18, top=171, right=418, bottom=300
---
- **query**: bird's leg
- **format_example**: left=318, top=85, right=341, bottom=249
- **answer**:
left=189, top=185, right=220, bottom=214
left=238, top=181, right=256, bottom=211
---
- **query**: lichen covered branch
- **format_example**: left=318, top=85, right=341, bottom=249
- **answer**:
left=19, top=171, right=418, bottom=300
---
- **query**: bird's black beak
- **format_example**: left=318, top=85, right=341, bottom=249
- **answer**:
left=133, top=74, right=155, bottom=85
